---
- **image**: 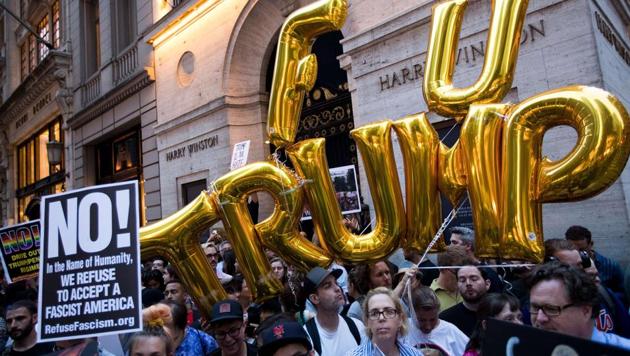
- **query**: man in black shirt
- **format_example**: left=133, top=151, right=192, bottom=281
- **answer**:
left=4, top=300, right=54, bottom=356
left=439, top=265, right=490, bottom=336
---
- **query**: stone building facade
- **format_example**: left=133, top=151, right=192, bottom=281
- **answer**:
left=145, top=0, right=630, bottom=265
left=0, top=0, right=629, bottom=265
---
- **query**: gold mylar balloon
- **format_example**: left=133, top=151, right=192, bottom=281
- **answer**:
left=459, top=104, right=510, bottom=258
left=501, top=86, right=630, bottom=261
left=438, top=140, right=467, bottom=208
left=392, top=114, right=444, bottom=252
left=423, top=0, right=528, bottom=119
left=267, top=0, right=348, bottom=148
left=140, top=191, right=224, bottom=319
left=212, top=161, right=331, bottom=301
left=286, top=121, right=406, bottom=262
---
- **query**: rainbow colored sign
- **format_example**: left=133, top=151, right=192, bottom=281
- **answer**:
left=0, top=220, right=41, bottom=283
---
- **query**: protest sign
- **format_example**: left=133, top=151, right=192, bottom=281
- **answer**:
left=483, top=319, right=628, bottom=355
left=301, top=165, right=361, bottom=221
left=230, top=140, right=251, bottom=170
left=0, top=220, right=40, bottom=283
left=38, top=181, right=141, bottom=342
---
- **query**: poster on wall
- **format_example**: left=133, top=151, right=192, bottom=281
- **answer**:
left=301, top=165, right=361, bottom=221
left=37, top=181, right=142, bottom=342
left=0, top=220, right=41, bottom=283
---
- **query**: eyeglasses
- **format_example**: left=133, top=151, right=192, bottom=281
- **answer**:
left=214, top=324, right=242, bottom=340
left=367, top=308, right=398, bottom=320
left=529, top=303, right=575, bottom=317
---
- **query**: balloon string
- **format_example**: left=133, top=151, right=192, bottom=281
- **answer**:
left=358, top=216, right=375, bottom=235
left=416, top=263, right=536, bottom=270
left=404, top=194, right=468, bottom=324
left=416, top=194, right=469, bottom=267
left=271, top=148, right=293, bottom=209
left=439, top=121, right=459, bottom=143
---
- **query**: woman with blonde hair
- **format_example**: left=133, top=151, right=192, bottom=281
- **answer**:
left=143, top=301, right=218, bottom=355
left=347, top=287, right=422, bottom=356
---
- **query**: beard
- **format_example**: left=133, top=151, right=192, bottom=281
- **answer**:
left=9, top=322, right=33, bottom=341
left=461, top=289, right=485, bottom=304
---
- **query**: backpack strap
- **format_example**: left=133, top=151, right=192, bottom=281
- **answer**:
left=305, top=317, right=322, bottom=355
left=341, top=315, right=361, bottom=346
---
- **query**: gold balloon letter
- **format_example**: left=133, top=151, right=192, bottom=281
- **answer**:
left=140, top=192, right=224, bottom=319
left=286, top=121, right=406, bottom=262
left=267, top=0, right=348, bottom=148
left=501, top=86, right=630, bottom=261
left=392, top=114, right=443, bottom=252
left=213, top=161, right=331, bottom=301
left=424, top=0, right=528, bottom=119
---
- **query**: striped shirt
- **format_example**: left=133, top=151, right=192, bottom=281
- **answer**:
left=346, top=340, right=423, bottom=356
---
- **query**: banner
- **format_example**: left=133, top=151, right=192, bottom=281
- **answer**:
left=483, top=319, right=628, bottom=355
left=37, top=181, right=142, bottom=342
left=0, top=220, right=40, bottom=283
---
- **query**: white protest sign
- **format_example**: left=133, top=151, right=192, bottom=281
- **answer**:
left=230, top=140, right=251, bottom=170
left=37, top=181, right=141, bottom=342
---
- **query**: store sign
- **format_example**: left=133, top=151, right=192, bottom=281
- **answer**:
left=15, top=90, right=55, bottom=129
left=379, top=19, right=547, bottom=91
left=594, top=11, right=630, bottom=67
left=33, top=92, right=52, bottom=115
left=166, top=135, right=219, bottom=161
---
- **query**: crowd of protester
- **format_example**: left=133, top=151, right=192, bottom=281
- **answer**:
left=2, top=225, right=630, bottom=355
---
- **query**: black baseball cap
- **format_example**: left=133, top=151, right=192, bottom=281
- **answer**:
left=304, top=267, right=343, bottom=296
left=210, top=299, right=243, bottom=325
left=258, top=321, right=312, bottom=356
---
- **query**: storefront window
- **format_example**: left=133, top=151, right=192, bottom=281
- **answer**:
left=16, top=118, right=64, bottom=222
left=97, top=129, right=141, bottom=183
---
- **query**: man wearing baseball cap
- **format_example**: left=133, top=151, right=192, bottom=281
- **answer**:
left=209, top=299, right=257, bottom=356
left=258, top=320, right=314, bottom=356
left=303, top=267, right=365, bottom=355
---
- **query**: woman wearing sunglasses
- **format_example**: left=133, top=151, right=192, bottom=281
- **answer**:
left=347, top=287, right=422, bottom=356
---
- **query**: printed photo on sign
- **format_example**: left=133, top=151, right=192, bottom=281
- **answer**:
left=37, top=181, right=142, bottom=342
left=0, top=220, right=41, bottom=283
left=301, top=165, right=361, bottom=221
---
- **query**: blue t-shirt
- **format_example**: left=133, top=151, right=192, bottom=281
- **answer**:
left=176, top=327, right=218, bottom=356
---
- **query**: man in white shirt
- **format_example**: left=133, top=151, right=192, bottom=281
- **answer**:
left=303, top=267, right=366, bottom=355
left=403, top=286, right=468, bottom=356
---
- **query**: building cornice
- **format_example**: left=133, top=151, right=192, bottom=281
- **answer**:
left=67, top=71, right=154, bottom=129
left=0, top=51, right=72, bottom=125
left=154, top=92, right=268, bottom=136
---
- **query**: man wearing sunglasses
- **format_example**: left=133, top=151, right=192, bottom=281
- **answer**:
left=528, top=262, right=630, bottom=350
left=209, top=299, right=258, bottom=356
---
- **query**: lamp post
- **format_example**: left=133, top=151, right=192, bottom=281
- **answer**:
left=46, top=140, right=63, bottom=170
